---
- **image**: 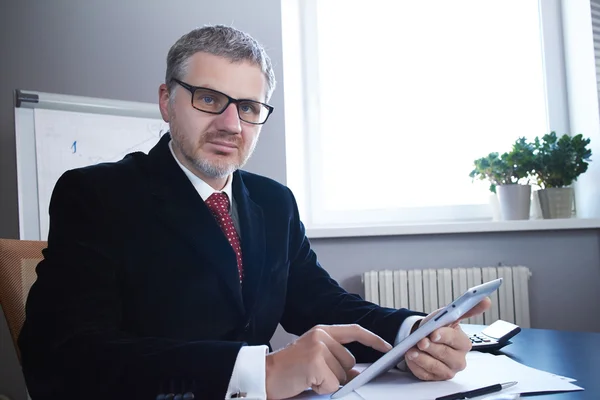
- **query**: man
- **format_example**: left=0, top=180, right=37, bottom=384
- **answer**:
left=19, top=25, right=489, bottom=400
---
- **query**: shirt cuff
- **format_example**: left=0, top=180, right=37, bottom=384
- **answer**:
left=394, top=315, right=425, bottom=346
left=395, top=315, right=425, bottom=372
left=225, top=345, right=269, bottom=400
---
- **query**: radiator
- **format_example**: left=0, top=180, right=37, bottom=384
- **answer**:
left=362, top=266, right=532, bottom=328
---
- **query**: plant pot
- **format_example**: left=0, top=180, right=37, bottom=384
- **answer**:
left=530, top=190, right=543, bottom=219
left=496, top=184, right=531, bottom=220
left=536, top=187, right=574, bottom=219
left=489, top=193, right=502, bottom=221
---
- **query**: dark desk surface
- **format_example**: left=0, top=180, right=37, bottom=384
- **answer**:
left=493, top=327, right=600, bottom=399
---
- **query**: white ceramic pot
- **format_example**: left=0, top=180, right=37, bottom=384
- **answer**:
left=530, top=190, right=543, bottom=219
left=489, top=193, right=502, bottom=221
left=537, top=187, right=574, bottom=219
left=496, top=184, right=531, bottom=220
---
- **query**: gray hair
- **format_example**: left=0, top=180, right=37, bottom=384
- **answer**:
left=165, top=25, right=276, bottom=102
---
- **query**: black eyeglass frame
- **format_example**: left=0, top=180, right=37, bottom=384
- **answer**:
left=172, top=78, right=274, bottom=125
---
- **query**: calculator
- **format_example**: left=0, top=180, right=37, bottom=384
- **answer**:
left=461, top=320, right=522, bottom=352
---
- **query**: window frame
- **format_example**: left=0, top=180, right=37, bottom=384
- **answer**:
left=282, top=0, right=570, bottom=233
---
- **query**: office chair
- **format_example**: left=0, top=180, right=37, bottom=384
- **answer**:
left=0, top=238, right=46, bottom=363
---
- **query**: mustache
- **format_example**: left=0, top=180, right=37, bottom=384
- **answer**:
left=202, top=132, right=241, bottom=146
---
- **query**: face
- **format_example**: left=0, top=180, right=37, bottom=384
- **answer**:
left=159, top=52, right=267, bottom=184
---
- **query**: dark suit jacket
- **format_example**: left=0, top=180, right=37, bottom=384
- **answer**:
left=18, top=133, right=422, bottom=399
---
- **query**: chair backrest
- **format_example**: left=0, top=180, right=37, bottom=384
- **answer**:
left=0, top=238, right=46, bottom=362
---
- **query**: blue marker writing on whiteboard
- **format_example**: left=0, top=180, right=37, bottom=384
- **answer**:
left=71, top=141, right=77, bottom=153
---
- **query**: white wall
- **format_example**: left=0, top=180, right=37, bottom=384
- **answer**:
left=562, top=0, right=600, bottom=219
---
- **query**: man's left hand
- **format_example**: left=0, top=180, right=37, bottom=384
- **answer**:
left=406, top=297, right=491, bottom=381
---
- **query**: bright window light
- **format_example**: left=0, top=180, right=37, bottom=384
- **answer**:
left=284, top=0, right=559, bottom=227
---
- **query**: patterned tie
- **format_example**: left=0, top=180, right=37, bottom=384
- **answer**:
left=205, top=193, right=243, bottom=283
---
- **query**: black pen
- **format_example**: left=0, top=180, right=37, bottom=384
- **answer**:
left=435, top=381, right=518, bottom=400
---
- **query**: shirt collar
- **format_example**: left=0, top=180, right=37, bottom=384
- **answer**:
left=168, top=140, right=233, bottom=208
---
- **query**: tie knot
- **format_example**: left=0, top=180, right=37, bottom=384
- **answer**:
left=205, top=192, right=230, bottom=215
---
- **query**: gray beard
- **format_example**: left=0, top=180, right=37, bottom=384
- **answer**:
left=190, top=155, right=238, bottom=179
left=171, top=131, right=259, bottom=179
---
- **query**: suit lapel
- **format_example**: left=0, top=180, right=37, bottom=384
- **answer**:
left=232, top=172, right=266, bottom=318
left=144, top=134, right=245, bottom=316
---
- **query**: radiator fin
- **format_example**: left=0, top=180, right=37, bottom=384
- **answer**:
left=362, top=266, right=531, bottom=326
left=392, top=269, right=408, bottom=309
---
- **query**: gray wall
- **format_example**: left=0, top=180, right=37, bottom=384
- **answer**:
left=1, top=1, right=599, bottom=400
left=270, top=229, right=600, bottom=350
left=0, top=0, right=287, bottom=241
left=0, top=1, right=286, bottom=399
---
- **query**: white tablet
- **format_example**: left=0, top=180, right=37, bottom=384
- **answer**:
left=331, top=278, right=503, bottom=398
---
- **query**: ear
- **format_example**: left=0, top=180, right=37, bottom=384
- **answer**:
left=158, top=83, right=171, bottom=122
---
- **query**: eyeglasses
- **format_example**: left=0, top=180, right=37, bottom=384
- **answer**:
left=172, top=79, right=274, bottom=125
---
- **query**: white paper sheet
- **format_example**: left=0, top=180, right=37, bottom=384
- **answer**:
left=292, top=390, right=363, bottom=399
left=353, top=352, right=583, bottom=400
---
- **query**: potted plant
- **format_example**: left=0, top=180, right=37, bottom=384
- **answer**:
left=469, top=152, right=506, bottom=194
left=469, top=152, right=505, bottom=220
left=532, top=132, right=592, bottom=219
left=470, top=138, right=535, bottom=220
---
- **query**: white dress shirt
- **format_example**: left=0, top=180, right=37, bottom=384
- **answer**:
left=169, top=140, right=424, bottom=399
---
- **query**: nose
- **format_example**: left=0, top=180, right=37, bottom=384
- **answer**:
left=214, top=103, right=242, bottom=134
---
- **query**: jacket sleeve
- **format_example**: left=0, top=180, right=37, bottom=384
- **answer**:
left=18, top=170, right=241, bottom=400
left=279, top=188, right=425, bottom=363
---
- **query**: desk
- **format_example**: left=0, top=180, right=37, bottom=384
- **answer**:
left=495, top=327, right=599, bottom=399
left=295, top=327, right=599, bottom=399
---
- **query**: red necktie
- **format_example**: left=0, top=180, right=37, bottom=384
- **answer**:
left=205, top=193, right=243, bottom=283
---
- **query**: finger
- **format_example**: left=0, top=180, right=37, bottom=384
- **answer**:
left=316, top=330, right=357, bottom=371
left=429, top=326, right=472, bottom=352
left=416, top=338, right=468, bottom=372
left=406, top=349, right=456, bottom=381
left=459, top=297, right=492, bottom=321
left=422, top=298, right=491, bottom=330
left=311, top=358, right=341, bottom=395
left=346, top=368, right=361, bottom=382
left=320, top=324, right=393, bottom=353
left=405, top=355, right=436, bottom=381
left=319, top=342, right=348, bottom=384
left=420, top=307, right=443, bottom=326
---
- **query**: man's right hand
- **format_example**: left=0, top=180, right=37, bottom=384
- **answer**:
left=265, top=324, right=393, bottom=399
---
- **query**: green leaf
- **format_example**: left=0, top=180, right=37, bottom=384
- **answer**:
left=532, top=132, right=592, bottom=188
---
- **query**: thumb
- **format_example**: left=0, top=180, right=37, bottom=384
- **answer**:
left=459, top=297, right=492, bottom=321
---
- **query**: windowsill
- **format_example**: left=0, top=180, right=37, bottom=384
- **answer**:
left=306, top=218, right=600, bottom=239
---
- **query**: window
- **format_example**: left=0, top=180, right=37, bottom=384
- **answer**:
left=282, top=0, right=569, bottom=230
left=592, top=0, right=600, bottom=111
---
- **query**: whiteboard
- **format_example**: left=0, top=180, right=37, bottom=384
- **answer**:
left=15, top=90, right=169, bottom=240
